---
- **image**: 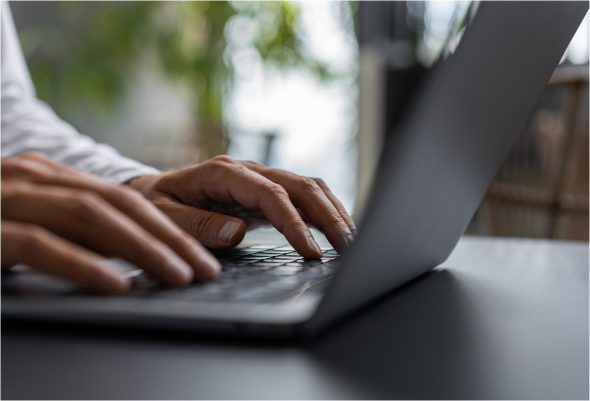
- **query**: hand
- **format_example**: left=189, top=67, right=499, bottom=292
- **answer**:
left=128, top=156, right=357, bottom=258
left=1, top=153, right=220, bottom=293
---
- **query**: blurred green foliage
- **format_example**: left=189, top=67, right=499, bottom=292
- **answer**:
left=19, top=1, right=333, bottom=159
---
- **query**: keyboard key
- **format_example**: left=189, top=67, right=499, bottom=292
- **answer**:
left=274, top=246, right=295, bottom=251
left=148, top=265, right=338, bottom=304
left=252, top=259, right=286, bottom=264
left=147, top=238, right=340, bottom=304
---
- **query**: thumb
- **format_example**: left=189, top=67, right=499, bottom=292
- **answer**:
left=156, top=201, right=246, bottom=249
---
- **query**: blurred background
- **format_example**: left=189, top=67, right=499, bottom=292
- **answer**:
left=9, top=1, right=589, bottom=240
left=10, top=1, right=358, bottom=210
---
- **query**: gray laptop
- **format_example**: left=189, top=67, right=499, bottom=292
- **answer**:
left=2, top=2, right=587, bottom=337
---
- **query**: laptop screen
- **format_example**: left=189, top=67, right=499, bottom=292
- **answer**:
left=354, top=1, right=477, bottom=218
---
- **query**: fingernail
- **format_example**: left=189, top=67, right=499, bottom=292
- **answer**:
left=219, top=220, right=241, bottom=244
left=346, top=234, right=355, bottom=246
left=308, top=236, right=322, bottom=255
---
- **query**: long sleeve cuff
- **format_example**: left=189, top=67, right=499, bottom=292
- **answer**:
left=1, top=89, right=161, bottom=184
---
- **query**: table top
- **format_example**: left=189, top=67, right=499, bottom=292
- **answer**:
left=2, top=234, right=588, bottom=399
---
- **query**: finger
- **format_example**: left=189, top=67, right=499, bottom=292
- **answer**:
left=151, top=193, right=247, bottom=249
left=91, top=186, right=220, bottom=281
left=1, top=221, right=129, bottom=293
left=2, top=184, right=194, bottom=286
left=296, top=208, right=315, bottom=228
left=168, top=157, right=323, bottom=259
left=311, top=178, right=358, bottom=235
left=2, top=152, right=108, bottom=188
left=2, top=154, right=220, bottom=281
left=239, top=162, right=354, bottom=252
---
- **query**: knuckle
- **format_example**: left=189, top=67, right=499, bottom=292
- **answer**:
left=327, top=211, right=346, bottom=225
left=314, top=213, right=344, bottom=232
left=1, top=157, right=35, bottom=177
left=18, top=151, right=47, bottom=161
left=205, top=155, right=241, bottom=177
left=265, top=183, right=289, bottom=198
left=69, top=192, right=105, bottom=221
left=1, top=182, right=30, bottom=206
left=281, top=219, right=311, bottom=239
left=209, top=155, right=236, bottom=165
left=290, top=219, right=310, bottom=231
left=110, top=186, right=144, bottom=208
left=10, top=224, right=48, bottom=254
left=312, top=177, right=327, bottom=187
left=190, top=212, right=218, bottom=240
left=299, top=177, right=321, bottom=193
left=242, top=160, right=263, bottom=168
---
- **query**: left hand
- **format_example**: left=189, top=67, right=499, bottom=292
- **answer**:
left=128, top=156, right=357, bottom=259
left=1, top=152, right=221, bottom=291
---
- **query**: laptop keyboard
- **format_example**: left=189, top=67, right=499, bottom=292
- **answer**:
left=147, top=245, right=341, bottom=303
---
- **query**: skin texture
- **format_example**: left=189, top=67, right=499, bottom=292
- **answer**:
left=127, top=156, right=356, bottom=257
left=1, top=152, right=219, bottom=293
left=1, top=153, right=356, bottom=293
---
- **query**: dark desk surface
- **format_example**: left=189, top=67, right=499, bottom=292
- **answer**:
left=2, top=236, right=588, bottom=399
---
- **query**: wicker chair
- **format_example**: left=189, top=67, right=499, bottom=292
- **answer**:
left=477, top=65, right=589, bottom=241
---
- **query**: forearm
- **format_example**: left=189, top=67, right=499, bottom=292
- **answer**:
left=1, top=94, right=160, bottom=184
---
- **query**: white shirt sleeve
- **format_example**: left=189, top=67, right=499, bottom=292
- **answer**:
left=1, top=2, right=160, bottom=184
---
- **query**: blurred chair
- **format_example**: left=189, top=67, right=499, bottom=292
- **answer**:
left=477, top=65, right=589, bottom=240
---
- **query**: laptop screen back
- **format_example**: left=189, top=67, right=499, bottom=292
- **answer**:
left=305, top=1, right=589, bottom=333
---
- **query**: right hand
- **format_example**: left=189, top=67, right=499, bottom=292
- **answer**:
left=1, top=152, right=221, bottom=293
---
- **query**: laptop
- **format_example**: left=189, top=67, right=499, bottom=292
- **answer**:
left=2, top=2, right=587, bottom=338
